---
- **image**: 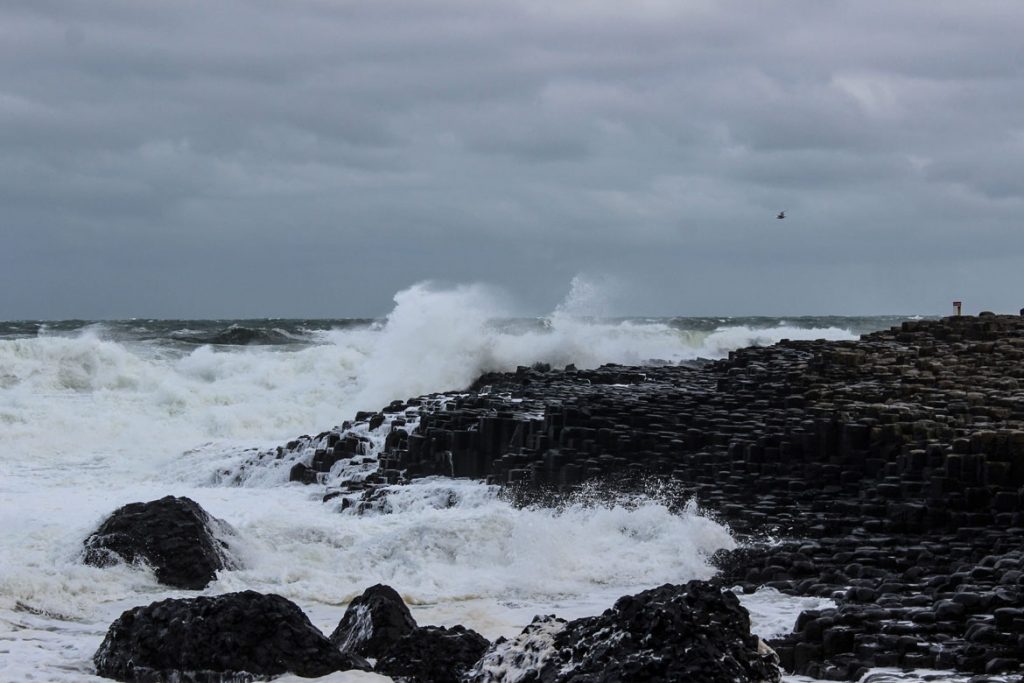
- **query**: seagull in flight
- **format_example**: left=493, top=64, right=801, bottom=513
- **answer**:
left=777, top=211, right=786, bottom=219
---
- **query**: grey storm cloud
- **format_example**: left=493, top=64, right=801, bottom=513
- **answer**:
left=1, top=0, right=1022, bottom=318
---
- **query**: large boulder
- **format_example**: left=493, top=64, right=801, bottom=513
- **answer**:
left=329, top=583, right=417, bottom=657
left=467, top=581, right=780, bottom=683
left=83, top=496, right=237, bottom=589
left=375, top=624, right=490, bottom=683
left=93, top=590, right=369, bottom=682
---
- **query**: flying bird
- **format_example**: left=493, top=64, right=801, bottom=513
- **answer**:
left=777, top=211, right=785, bottom=219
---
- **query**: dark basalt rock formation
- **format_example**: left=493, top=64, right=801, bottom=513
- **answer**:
left=375, top=623, right=490, bottom=683
left=93, top=591, right=369, bottom=682
left=467, top=581, right=779, bottom=683
left=83, top=496, right=237, bottom=590
left=250, top=314, right=1024, bottom=679
left=712, top=541, right=1024, bottom=680
left=329, top=583, right=417, bottom=658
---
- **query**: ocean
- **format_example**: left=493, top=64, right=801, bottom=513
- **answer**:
left=1, top=284, right=964, bottom=682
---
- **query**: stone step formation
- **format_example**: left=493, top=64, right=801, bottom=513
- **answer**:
left=282, top=313, right=1024, bottom=680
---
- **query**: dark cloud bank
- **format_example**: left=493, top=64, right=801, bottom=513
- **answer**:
left=1, top=0, right=1022, bottom=318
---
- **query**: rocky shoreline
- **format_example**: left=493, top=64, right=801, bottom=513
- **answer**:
left=289, top=313, right=1024, bottom=680
left=89, top=314, right=1024, bottom=681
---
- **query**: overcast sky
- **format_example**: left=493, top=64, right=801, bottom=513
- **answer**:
left=2, top=0, right=1022, bottom=319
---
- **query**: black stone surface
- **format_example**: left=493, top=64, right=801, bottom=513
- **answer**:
left=375, top=623, right=490, bottom=683
left=93, top=590, right=369, bottom=682
left=83, top=496, right=237, bottom=590
left=467, top=580, right=779, bottom=683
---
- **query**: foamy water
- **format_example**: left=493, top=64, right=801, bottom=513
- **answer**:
left=1, top=280, right=902, bottom=682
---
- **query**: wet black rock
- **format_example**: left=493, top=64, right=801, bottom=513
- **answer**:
left=469, top=581, right=779, bottom=683
left=329, top=583, right=417, bottom=658
left=93, top=591, right=369, bottom=682
left=374, top=624, right=490, bottom=683
left=82, top=496, right=237, bottom=590
left=289, top=461, right=319, bottom=485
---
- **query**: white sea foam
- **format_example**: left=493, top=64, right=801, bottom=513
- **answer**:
left=736, top=587, right=837, bottom=641
left=698, top=324, right=855, bottom=358
left=0, top=476, right=733, bottom=681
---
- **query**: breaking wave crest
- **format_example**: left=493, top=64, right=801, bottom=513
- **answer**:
left=0, top=279, right=859, bottom=475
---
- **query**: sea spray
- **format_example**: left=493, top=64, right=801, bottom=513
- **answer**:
left=342, top=282, right=510, bottom=411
